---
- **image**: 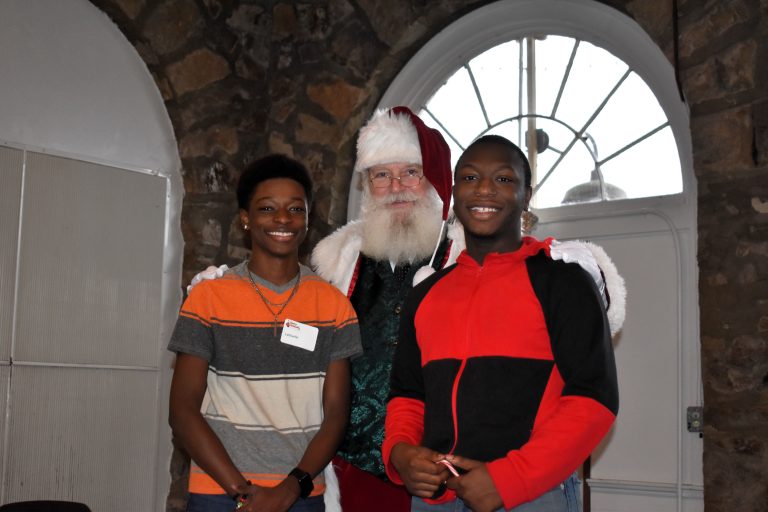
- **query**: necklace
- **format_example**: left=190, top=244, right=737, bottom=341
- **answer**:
left=246, top=266, right=301, bottom=335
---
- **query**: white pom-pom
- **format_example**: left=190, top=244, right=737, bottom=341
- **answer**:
left=413, top=265, right=436, bottom=286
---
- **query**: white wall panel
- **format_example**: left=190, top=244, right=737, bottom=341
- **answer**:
left=3, top=366, right=157, bottom=510
left=0, top=147, right=23, bottom=363
left=15, top=152, right=166, bottom=367
left=591, top=233, right=680, bottom=483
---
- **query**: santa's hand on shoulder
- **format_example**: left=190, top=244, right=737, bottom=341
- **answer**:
left=549, top=239, right=603, bottom=296
left=187, top=264, right=229, bottom=294
left=549, top=238, right=627, bottom=337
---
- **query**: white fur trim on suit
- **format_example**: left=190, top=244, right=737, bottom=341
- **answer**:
left=582, top=241, right=627, bottom=338
left=310, top=220, right=626, bottom=335
left=310, top=220, right=365, bottom=294
left=354, top=109, right=422, bottom=173
left=323, top=463, right=341, bottom=512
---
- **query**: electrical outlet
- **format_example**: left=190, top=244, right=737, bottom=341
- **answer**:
left=687, top=406, right=703, bottom=433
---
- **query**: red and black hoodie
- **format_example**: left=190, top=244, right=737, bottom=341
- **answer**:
left=383, top=237, right=619, bottom=509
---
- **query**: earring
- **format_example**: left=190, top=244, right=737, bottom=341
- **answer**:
left=521, top=210, right=538, bottom=235
left=243, top=223, right=249, bottom=230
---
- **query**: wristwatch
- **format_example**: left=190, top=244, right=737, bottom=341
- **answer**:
left=288, top=467, right=314, bottom=499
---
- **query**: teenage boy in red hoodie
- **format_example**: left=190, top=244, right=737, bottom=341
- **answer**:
left=384, top=135, right=619, bottom=512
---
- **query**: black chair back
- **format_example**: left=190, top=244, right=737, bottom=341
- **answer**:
left=0, top=501, right=91, bottom=512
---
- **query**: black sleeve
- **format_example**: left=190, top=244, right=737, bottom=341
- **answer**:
left=526, top=254, right=619, bottom=414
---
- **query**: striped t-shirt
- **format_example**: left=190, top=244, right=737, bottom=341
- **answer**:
left=168, top=262, right=362, bottom=495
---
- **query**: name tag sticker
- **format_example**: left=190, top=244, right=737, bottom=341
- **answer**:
left=280, top=319, right=318, bottom=352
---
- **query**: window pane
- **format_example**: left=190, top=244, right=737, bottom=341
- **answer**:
left=534, top=36, right=577, bottom=117
left=419, top=109, right=466, bottom=169
left=486, top=119, right=524, bottom=149
left=556, top=41, right=628, bottom=132
left=600, top=125, right=683, bottom=199
left=588, top=72, right=669, bottom=160
left=469, top=40, right=522, bottom=125
left=534, top=137, right=596, bottom=208
left=425, top=67, right=486, bottom=147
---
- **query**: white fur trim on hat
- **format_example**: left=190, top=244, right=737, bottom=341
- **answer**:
left=354, top=109, right=422, bottom=173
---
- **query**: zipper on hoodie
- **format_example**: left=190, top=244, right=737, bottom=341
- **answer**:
left=447, top=263, right=484, bottom=455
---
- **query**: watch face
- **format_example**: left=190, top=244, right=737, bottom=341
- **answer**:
left=290, top=467, right=313, bottom=498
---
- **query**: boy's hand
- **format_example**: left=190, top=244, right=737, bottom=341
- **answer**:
left=232, top=480, right=298, bottom=512
left=443, top=455, right=504, bottom=512
left=390, top=443, right=450, bottom=498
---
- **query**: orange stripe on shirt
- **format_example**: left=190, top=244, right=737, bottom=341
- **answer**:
left=189, top=467, right=326, bottom=496
left=187, top=275, right=358, bottom=330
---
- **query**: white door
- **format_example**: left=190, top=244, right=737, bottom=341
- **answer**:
left=536, top=197, right=703, bottom=512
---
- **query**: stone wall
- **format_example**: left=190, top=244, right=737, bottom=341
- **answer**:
left=686, top=0, right=768, bottom=508
left=88, top=0, right=768, bottom=510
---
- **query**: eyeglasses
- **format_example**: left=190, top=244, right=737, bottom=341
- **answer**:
left=368, top=170, right=425, bottom=189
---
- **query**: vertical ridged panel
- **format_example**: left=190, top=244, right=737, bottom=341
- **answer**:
left=15, top=153, right=166, bottom=367
left=4, top=366, right=157, bottom=510
left=0, top=365, right=10, bottom=478
left=0, top=147, right=24, bottom=363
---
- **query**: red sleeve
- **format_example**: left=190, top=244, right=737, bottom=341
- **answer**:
left=486, top=395, right=615, bottom=509
left=382, top=397, right=425, bottom=484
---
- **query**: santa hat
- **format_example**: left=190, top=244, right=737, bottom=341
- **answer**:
left=355, top=107, right=453, bottom=285
left=355, top=107, right=452, bottom=221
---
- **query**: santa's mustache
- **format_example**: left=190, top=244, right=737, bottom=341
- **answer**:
left=373, top=190, right=421, bottom=206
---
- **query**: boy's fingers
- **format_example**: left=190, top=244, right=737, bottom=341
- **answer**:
left=444, top=454, right=483, bottom=470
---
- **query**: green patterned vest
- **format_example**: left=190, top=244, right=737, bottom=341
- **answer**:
left=337, top=239, right=449, bottom=478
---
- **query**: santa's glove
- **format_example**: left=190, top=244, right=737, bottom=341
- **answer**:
left=187, top=264, right=229, bottom=294
left=549, top=240, right=607, bottom=307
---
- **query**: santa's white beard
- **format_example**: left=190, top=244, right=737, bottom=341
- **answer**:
left=359, top=186, right=444, bottom=264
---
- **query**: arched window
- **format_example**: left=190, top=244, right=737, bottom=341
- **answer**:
left=418, top=35, right=683, bottom=208
left=369, top=1, right=703, bottom=511
left=348, top=0, right=695, bottom=221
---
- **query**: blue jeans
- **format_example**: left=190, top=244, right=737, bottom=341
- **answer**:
left=411, top=473, right=581, bottom=512
left=187, top=493, right=325, bottom=512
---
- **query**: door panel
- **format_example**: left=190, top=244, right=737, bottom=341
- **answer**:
left=537, top=204, right=702, bottom=511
